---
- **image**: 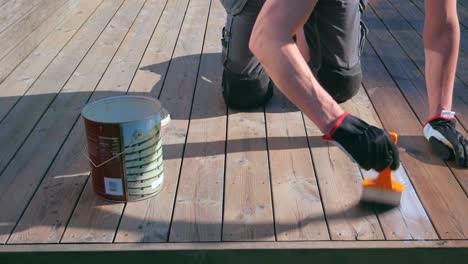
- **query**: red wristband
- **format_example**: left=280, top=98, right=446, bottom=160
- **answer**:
left=322, top=112, right=349, bottom=140
left=424, top=111, right=456, bottom=127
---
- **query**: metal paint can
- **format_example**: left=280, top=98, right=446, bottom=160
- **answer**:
left=81, top=95, right=164, bottom=202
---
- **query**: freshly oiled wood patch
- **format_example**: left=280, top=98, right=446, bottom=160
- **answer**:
left=114, top=0, right=190, bottom=243
left=0, top=0, right=122, bottom=245
left=59, top=0, right=167, bottom=243
left=169, top=0, right=226, bottom=242
left=345, top=89, right=438, bottom=240
left=364, top=0, right=468, bottom=195
left=361, top=39, right=468, bottom=239
left=304, top=117, right=384, bottom=241
left=265, top=91, right=329, bottom=241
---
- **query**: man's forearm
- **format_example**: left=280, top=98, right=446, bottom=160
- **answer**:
left=249, top=2, right=343, bottom=134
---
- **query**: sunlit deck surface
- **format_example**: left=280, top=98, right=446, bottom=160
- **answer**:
left=0, top=0, right=467, bottom=262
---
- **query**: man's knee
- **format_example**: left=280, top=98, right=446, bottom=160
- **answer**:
left=318, top=63, right=362, bottom=103
left=222, top=67, right=273, bottom=110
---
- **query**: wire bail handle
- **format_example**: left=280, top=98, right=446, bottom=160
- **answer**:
left=82, top=131, right=145, bottom=168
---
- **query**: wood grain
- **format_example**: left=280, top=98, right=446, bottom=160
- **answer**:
left=0, top=0, right=44, bottom=33
left=169, top=0, right=226, bottom=242
left=6, top=0, right=148, bottom=244
left=0, top=0, right=122, bottom=176
left=0, top=0, right=122, bottom=245
left=344, top=89, right=438, bottom=240
left=266, top=91, right=329, bottom=241
left=0, top=1, right=83, bottom=84
left=304, top=117, right=384, bottom=241
left=114, top=0, right=190, bottom=243
left=365, top=0, right=468, bottom=194
left=0, top=0, right=68, bottom=60
left=0, top=0, right=103, bottom=120
left=60, top=0, right=168, bottom=243
left=223, top=108, right=275, bottom=241
left=361, top=38, right=468, bottom=239
left=116, top=0, right=210, bottom=243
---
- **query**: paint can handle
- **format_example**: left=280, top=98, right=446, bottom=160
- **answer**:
left=81, top=136, right=142, bottom=168
left=81, top=145, right=127, bottom=168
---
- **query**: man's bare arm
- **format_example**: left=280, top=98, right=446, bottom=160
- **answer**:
left=248, top=0, right=343, bottom=134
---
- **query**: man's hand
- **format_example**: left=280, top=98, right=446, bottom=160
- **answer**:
left=424, top=112, right=468, bottom=167
left=323, top=113, right=400, bottom=172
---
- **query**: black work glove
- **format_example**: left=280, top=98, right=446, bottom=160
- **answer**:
left=423, top=111, right=468, bottom=167
left=323, top=113, right=400, bottom=172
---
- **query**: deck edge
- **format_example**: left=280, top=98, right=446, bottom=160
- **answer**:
left=1, top=240, right=468, bottom=252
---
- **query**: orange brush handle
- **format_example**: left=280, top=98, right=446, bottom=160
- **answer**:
left=362, top=132, right=404, bottom=191
left=374, top=132, right=400, bottom=189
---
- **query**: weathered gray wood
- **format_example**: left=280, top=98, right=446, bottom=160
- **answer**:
left=266, top=92, right=329, bottom=241
left=7, top=0, right=155, bottom=244
left=58, top=0, right=168, bottom=243
left=0, top=0, right=81, bottom=84
left=0, top=0, right=68, bottom=60
left=0, top=0, right=122, bottom=178
left=169, top=0, right=226, bottom=242
left=0, top=0, right=122, bottom=245
left=114, top=0, right=191, bottom=243
left=0, top=0, right=103, bottom=118
left=0, top=0, right=44, bottom=33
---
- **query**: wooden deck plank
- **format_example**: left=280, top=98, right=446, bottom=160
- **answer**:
left=223, top=107, right=275, bottom=242
left=138, top=0, right=211, bottom=242
left=265, top=92, right=329, bottom=241
left=345, top=89, right=438, bottom=240
left=0, top=0, right=465, bottom=250
left=114, top=0, right=191, bottom=243
left=361, top=34, right=468, bottom=239
left=115, top=0, right=210, bottom=244
left=168, top=0, right=226, bottom=242
left=0, top=0, right=122, bottom=245
left=303, top=118, right=384, bottom=241
left=0, top=0, right=12, bottom=9
left=6, top=0, right=147, bottom=244
left=0, top=0, right=104, bottom=113
left=1, top=240, right=467, bottom=252
left=0, top=0, right=44, bottom=33
left=58, top=0, right=167, bottom=243
left=0, top=0, right=68, bottom=61
left=0, top=1, right=84, bottom=85
left=366, top=0, right=468, bottom=194
left=0, top=0, right=120, bottom=175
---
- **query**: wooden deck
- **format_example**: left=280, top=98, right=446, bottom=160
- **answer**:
left=0, top=0, right=467, bottom=262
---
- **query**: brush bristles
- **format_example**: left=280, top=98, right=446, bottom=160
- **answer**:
left=361, top=187, right=402, bottom=206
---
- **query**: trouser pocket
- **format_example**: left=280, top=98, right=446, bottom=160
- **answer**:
left=358, top=0, right=369, bottom=57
